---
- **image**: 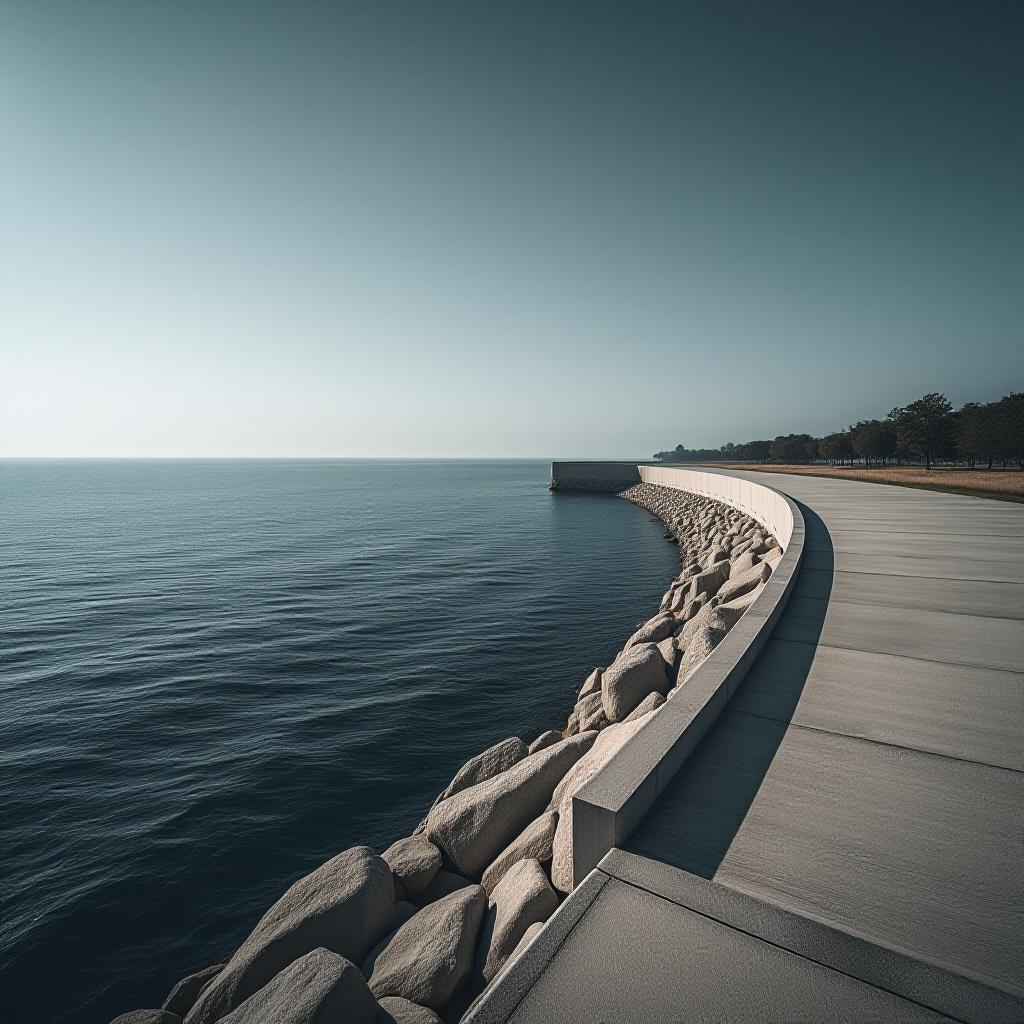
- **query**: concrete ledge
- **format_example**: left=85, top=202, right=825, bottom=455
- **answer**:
left=601, top=849, right=1024, bottom=1024
left=463, top=853, right=1002, bottom=1024
left=567, top=465, right=805, bottom=884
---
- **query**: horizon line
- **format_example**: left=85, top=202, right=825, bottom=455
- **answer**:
left=0, top=454, right=655, bottom=462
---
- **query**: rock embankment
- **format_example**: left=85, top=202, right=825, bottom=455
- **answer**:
left=112, top=482, right=780, bottom=1024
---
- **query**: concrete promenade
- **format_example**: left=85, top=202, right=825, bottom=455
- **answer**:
left=470, top=470, right=1024, bottom=1023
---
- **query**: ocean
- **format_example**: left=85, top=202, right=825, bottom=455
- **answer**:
left=0, top=459, right=677, bottom=1023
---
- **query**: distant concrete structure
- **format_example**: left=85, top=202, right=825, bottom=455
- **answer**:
left=467, top=464, right=1024, bottom=1024
left=548, top=461, right=641, bottom=492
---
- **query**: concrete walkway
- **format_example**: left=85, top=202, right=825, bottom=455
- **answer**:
left=470, top=471, right=1024, bottom=1023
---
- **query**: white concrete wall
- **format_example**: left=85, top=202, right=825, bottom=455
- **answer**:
left=638, top=465, right=795, bottom=549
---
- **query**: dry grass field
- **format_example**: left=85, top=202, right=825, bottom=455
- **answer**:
left=701, top=463, right=1024, bottom=503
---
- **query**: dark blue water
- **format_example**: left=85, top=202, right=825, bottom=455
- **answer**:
left=0, top=460, right=676, bottom=1023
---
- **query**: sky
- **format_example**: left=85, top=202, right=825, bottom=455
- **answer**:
left=2, top=0, right=1022, bottom=458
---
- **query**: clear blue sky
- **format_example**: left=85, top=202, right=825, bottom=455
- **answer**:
left=2, top=1, right=1022, bottom=457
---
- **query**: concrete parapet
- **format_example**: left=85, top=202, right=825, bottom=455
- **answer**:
left=566, top=466, right=804, bottom=885
left=638, top=465, right=795, bottom=547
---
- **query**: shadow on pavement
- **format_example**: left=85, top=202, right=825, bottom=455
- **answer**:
left=625, top=501, right=833, bottom=877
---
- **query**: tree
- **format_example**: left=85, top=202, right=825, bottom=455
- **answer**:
left=953, top=402, right=1004, bottom=469
left=888, top=393, right=953, bottom=469
left=851, top=419, right=897, bottom=467
left=652, top=444, right=726, bottom=462
left=751, top=439, right=772, bottom=462
left=770, top=434, right=816, bottom=464
left=652, top=445, right=687, bottom=462
left=819, top=430, right=856, bottom=465
left=992, top=392, right=1024, bottom=469
left=733, top=439, right=772, bottom=463
left=648, top=390, right=1017, bottom=470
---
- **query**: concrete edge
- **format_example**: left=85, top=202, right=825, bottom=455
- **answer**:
left=462, top=868, right=610, bottom=1023
left=600, top=848, right=1024, bottom=1024
left=569, top=466, right=806, bottom=885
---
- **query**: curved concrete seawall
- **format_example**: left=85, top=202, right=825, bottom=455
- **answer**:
left=638, top=465, right=795, bottom=549
left=547, top=463, right=804, bottom=889
left=469, top=465, right=1024, bottom=1024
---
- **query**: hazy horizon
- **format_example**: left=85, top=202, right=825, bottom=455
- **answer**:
left=3, top=1, right=1022, bottom=458
left=0, top=455, right=659, bottom=461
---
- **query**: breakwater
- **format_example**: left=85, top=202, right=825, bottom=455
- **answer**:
left=111, top=477, right=782, bottom=1024
left=548, top=461, right=641, bottom=492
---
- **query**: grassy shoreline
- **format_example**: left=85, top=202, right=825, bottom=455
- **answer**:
left=689, top=463, right=1024, bottom=504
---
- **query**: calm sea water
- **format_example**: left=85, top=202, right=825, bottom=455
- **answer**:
left=0, top=460, right=677, bottom=1023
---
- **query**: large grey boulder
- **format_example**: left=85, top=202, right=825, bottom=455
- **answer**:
left=548, top=718, right=650, bottom=892
left=679, top=624, right=721, bottom=680
left=375, top=997, right=441, bottom=1024
left=361, top=902, right=421, bottom=977
left=574, top=690, right=603, bottom=723
left=678, top=600, right=737, bottom=645
left=425, top=733, right=595, bottom=877
left=729, top=549, right=759, bottom=576
left=731, top=538, right=754, bottom=558
left=624, top=613, right=675, bottom=649
left=674, top=591, right=708, bottom=628
left=476, top=859, right=558, bottom=983
left=218, top=948, right=376, bottom=1024
left=185, top=847, right=394, bottom=1024
left=576, top=668, right=602, bottom=700
left=162, top=965, right=224, bottom=1018
left=678, top=600, right=710, bottom=643
left=382, top=837, right=441, bottom=898
left=712, top=601, right=752, bottom=631
left=369, top=885, right=486, bottom=1010
left=527, top=730, right=562, bottom=755
left=623, top=691, right=665, bottom=723
left=655, top=636, right=677, bottom=672
left=435, top=737, right=528, bottom=804
left=481, top=810, right=559, bottom=895
left=413, top=869, right=473, bottom=906
left=112, top=1013, right=181, bottom=1024
left=719, top=582, right=766, bottom=618
left=577, top=692, right=608, bottom=733
left=687, top=560, right=730, bottom=601
left=703, top=546, right=729, bottom=569
left=716, top=560, right=772, bottom=605
left=601, top=643, right=667, bottom=723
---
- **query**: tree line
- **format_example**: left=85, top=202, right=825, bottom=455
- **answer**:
left=653, top=391, right=1024, bottom=470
